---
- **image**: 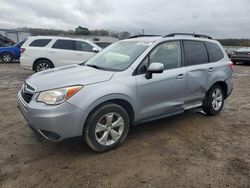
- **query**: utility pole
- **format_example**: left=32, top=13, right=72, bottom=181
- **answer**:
left=142, top=29, right=144, bottom=35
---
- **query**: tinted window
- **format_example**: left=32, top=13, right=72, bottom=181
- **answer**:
left=29, top=39, right=51, bottom=47
left=52, top=40, right=75, bottom=50
left=16, top=40, right=26, bottom=48
left=150, top=41, right=181, bottom=69
left=137, top=56, right=149, bottom=74
left=76, top=41, right=93, bottom=52
left=95, top=42, right=111, bottom=48
left=136, top=41, right=182, bottom=74
left=205, top=42, right=224, bottom=62
left=184, top=41, right=208, bottom=66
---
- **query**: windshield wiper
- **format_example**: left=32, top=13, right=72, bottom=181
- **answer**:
left=86, top=64, right=106, bottom=70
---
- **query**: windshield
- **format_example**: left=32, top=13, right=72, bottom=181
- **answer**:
left=85, top=41, right=150, bottom=71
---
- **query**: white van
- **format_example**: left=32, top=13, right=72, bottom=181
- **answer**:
left=20, top=36, right=102, bottom=72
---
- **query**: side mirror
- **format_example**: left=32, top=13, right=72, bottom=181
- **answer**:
left=145, top=62, right=164, bottom=79
left=92, top=47, right=99, bottom=53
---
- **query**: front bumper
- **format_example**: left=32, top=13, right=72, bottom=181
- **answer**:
left=17, top=91, right=87, bottom=141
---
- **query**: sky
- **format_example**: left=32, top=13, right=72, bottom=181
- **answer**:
left=0, top=0, right=250, bottom=38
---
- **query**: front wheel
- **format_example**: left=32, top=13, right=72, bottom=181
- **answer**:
left=203, top=84, right=224, bottom=115
left=1, top=53, right=13, bottom=63
left=84, top=103, right=130, bottom=152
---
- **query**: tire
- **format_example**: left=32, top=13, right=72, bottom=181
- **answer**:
left=1, top=52, right=13, bottom=63
left=202, top=84, right=224, bottom=115
left=83, top=103, right=130, bottom=152
left=232, top=61, right=236, bottom=65
left=34, top=59, right=54, bottom=72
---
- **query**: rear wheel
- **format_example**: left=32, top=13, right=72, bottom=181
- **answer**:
left=203, top=84, right=224, bottom=115
left=34, top=59, right=54, bottom=72
left=1, top=53, right=13, bottom=63
left=83, top=103, right=130, bottom=152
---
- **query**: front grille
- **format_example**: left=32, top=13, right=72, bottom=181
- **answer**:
left=21, top=90, right=33, bottom=103
left=21, top=83, right=35, bottom=104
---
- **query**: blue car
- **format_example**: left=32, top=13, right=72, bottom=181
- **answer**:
left=0, top=40, right=25, bottom=63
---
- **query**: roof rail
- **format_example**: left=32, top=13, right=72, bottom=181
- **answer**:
left=129, top=34, right=161, bottom=39
left=164, top=33, right=213, bottom=39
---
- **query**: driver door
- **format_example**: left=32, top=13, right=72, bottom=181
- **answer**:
left=135, top=41, right=187, bottom=121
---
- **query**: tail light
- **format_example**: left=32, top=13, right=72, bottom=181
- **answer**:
left=20, top=48, right=25, bottom=53
left=247, top=52, right=250, bottom=55
left=228, top=61, right=234, bottom=71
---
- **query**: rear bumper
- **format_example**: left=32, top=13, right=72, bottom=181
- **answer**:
left=20, top=57, right=33, bottom=70
left=225, top=77, right=233, bottom=99
left=231, top=57, right=250, bottom=62
left=17, top=91, right=87, bottom=141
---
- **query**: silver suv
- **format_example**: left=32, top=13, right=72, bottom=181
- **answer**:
left=18, top=33, right=233, bottom=152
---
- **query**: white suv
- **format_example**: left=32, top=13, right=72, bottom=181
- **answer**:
left=20, top=36, right=102, bottom=72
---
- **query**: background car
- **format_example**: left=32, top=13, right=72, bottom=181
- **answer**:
left=0, top=40, right=25, bottom=63
left=95, top=42, right=112, bottom=49
left=0, top=42, right=8, bottom=47
left=230, top=47, right=250, bottom=64
left=20, top=36, right=102, bottom=72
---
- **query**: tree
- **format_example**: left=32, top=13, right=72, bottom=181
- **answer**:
left=75, top=26, right=91, bottom=35
left=119, top=31, right=130, bottom=39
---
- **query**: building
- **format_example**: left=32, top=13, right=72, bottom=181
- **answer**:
left=0, top=29, right=31, bottom=43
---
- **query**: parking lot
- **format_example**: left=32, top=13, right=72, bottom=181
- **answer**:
left=0, top=63, right=249, bottom=187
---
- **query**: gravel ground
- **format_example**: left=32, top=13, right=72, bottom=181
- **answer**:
left=0, top=63, right=249, bottom=188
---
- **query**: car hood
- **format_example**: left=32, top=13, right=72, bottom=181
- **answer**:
left=26, top=64, right=115, bottom=92
left=0, top=46, right=14, bottom=50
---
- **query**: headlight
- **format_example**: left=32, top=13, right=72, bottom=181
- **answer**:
left=37, top=85, right=83, bottom=105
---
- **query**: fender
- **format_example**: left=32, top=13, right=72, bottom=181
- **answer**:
left=85, top=93, right=136, bottom=117
left=0, top=50, right=15, bottom=57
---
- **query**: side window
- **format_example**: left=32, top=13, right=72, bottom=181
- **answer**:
left=205, top=42, right=224, bottom=62
left=52, top=40, right=75, bottom=50
left=16, top=40, right=26, bottom=48
left=136, top=41, right=182, bottom=75
left=76, top=41, right=93, bottom=52
left=184, top=41, right=209, bottom=66
left=149, top=41, right=182, bottom=70
left=137, top=56, right=149, bottom=74
left=29, top=39, right=51, bottom=47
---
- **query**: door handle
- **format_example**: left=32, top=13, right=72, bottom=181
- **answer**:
left=176, top=74, right=186, bottom=79
left=208, top=67, right=215, bottom=72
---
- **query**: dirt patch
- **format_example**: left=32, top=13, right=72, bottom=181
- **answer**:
left=0, top=63, right=250, bottom=188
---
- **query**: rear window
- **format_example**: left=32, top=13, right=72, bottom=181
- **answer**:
left=205, top=42, right=224, bottom=62
left=184, top=41, right=209, bottom=66
left=52, top=39, right=75, bottom=50
left=29, top=39, right=51, bottom=47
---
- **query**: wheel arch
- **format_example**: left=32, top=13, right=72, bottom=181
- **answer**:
left=33, top=58, right=54, bottom=70
left=83, top=97, right=136, bottom=131
left=210, top=81, right=228, bottom=99
left=0, top=50, right=15, bottom=57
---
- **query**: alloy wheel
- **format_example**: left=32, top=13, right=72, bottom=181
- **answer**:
left=2, top=54, right=12, bottom=62
left=211, top=88, right=223, bottom=111
left=95, top=112, right=125, bottom=146
left=36, top=63, right=50, bottom=72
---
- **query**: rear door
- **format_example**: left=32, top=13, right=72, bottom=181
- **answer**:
left=183, top=40, right=210, bottom=104
left=48, top=39, right=79, bottom=66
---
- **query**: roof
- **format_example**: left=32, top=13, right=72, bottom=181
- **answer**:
left=124, top=33, right=216, bottom=43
